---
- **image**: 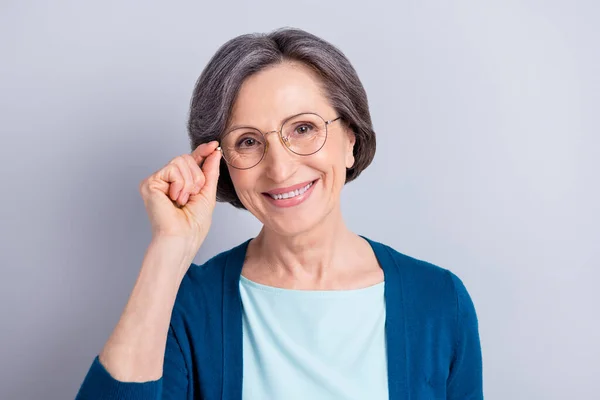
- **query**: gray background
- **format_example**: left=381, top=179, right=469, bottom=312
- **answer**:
left=1, top=1, right=598, bottom=399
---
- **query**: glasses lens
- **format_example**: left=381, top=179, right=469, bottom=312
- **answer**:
left=220, top=127, right=265, bottom=169
left=282, top=113, right=327, bottom=155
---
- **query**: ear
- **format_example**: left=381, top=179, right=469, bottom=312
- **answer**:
left=345, top=129, right=356, bottom=169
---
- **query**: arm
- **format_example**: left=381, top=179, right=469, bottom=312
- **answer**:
left=446, top=273, right=484, bottom=400
left=76, top=142, right=221, bottom=399
left=76, top=237, right=194, bottom=399
left=76, top=326, right=188, bottom=399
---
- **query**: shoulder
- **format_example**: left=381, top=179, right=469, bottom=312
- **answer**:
left=172, top=239, right=248, bottom=314
left=165, top=241, right=248, bottom=372
left=366, top=236, right=476, bottom=319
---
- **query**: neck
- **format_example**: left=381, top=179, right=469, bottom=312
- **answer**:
left=250, top=206, right=360, bottom=285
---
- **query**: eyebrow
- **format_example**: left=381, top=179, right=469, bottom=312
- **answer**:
left=225, top=111, right=317, bottom=133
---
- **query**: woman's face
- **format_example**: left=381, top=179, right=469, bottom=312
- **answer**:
left=226, top=62, right=356, bottom=236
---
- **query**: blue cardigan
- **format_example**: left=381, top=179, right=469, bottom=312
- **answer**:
left=77, top=237, right=483, bottom=399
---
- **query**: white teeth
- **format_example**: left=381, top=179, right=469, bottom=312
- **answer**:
left=270, top=182, right=313, bottom=200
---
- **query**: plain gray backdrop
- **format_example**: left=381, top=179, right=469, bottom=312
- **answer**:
left=1, top=1, right=598, bottom=399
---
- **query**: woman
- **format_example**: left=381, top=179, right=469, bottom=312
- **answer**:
left=77, top=28, right=483, bottom=399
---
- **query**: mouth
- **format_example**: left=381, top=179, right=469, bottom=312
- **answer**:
left=262, top=179, right=318, bottom=207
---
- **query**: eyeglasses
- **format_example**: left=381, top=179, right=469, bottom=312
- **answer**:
left=219, top=112, right=341, bottom=170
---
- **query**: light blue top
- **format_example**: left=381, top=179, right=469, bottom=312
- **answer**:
left=239, top=275, right=389, bottom=400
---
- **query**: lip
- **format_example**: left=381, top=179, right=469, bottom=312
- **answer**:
left=262, top=179, right=318, bottom=208
left=263, top=180, right=316, bottom=196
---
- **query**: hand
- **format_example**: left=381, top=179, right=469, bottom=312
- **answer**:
left=139, top=141, right=222, bottom=248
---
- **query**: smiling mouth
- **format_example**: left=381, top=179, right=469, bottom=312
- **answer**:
left=265, top=180, right=315, bottom=200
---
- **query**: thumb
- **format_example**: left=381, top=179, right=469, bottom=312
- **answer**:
left=198, top=148, right=222, bottom=200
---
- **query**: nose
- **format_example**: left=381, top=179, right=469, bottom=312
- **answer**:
left=262, top=130, right=296, bottom=183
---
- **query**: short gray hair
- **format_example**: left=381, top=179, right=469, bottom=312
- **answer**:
left=187, top=27, right=376, bottom=209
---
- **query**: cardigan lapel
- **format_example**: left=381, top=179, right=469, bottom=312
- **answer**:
left=364, top=237, right=410, bottom=400
left=221, top=240, right=249, bottom=400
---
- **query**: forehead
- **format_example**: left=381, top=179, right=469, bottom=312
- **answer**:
left=229, top=62, right=332, bottom=129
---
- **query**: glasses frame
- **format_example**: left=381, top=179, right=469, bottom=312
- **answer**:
left=220, top=112, right=342, bottom=170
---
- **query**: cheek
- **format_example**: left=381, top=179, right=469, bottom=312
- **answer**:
left=325, top=136, right=351, bottom=172
left=309, top=146, right=348, bottom=188
left=228, top=169, right=256, bottom=200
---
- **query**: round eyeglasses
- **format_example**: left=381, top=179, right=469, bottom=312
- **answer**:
left=219, top=112, right=341, bottom=170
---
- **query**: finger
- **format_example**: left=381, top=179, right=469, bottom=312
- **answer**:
left=169, top=157, right=195, bottom=205
left=156, top=163, right=184, bottom=200
left=192, top=141, right=220, bottom=165
left=182, top=154, right=205, bottom=194
left=198, top=147, right=222, bottom=199
left=169, top=165, right=186, bottom=203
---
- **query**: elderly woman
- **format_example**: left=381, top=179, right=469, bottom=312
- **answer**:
left=77, top=28, right=483, bottom=399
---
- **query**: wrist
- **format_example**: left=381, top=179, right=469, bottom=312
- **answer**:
left=144, top=236, right=200, bottom=283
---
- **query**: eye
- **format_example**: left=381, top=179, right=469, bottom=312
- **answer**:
left=237, top=137, right=259, bottom=148
left=294, top=124, right=314, bottom=135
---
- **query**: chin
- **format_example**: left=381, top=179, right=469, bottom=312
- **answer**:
left=266, top=200, right=341, bottom=238
left=261, top=207, right=321, bottom=236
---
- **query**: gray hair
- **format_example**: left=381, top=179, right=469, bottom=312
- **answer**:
left=187, top=27, right=376, bottom=209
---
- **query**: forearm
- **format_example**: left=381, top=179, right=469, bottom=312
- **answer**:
left=98, top=236, right=196, bottom=382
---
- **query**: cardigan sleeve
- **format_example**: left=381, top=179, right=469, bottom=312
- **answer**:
left=446, top=272, right=484, bottom=399
left=75, top=325, right=188, bottom=399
